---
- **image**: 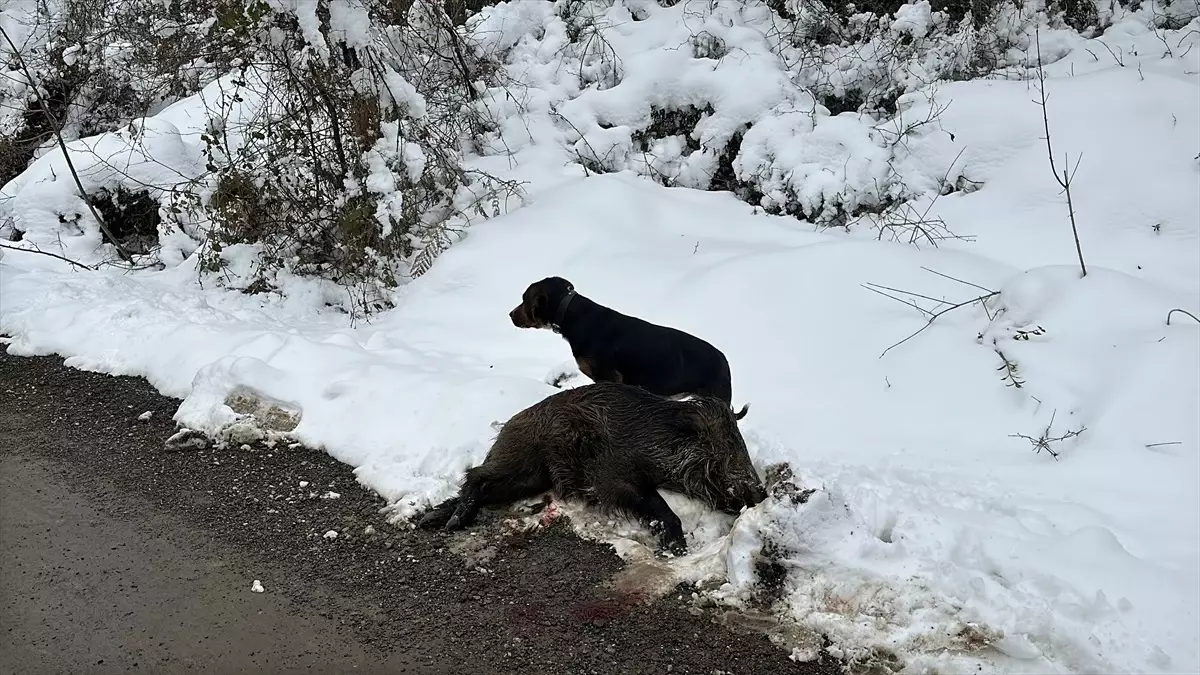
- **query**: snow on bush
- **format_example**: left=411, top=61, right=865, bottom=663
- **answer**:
left=3, top=0, right=1190, bottom=281
left=464, top=0, right=1107, bottom=226
left=0, top=0, right=222, bottom=185
left=0, top=114, right=205, bottom=264
left=167, top=0, right=523, bottom=311
left=1, top=0, right=522, bottom=312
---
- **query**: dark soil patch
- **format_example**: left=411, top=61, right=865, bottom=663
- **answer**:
left=88, top=186, right=161, bottom=254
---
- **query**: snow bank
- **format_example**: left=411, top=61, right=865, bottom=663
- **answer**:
left=0, top=70, right=264, bottom=266
left=715, top=263, right=1199, bottom=674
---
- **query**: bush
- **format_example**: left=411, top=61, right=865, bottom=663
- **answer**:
left=185, top=0, right=503, bottom=313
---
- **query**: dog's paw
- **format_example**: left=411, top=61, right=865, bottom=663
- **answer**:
left=545, top=362, right=586, bottom=389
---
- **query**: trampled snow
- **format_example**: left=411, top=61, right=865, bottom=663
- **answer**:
left=2, top=4, right=1198, bottom=674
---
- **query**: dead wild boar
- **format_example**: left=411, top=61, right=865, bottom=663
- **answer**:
left=417, top=382, right=767, bottom=553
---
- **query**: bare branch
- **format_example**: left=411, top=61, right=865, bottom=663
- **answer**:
left=879, top=289, right=1000, bottom=358
left=1167, top=308, right=1200, bottom=325
left=862, top=282, right=953, bottom=309
left=1010, top=410, right=1086, bottom=460
left=862, top=283, right=938, bottom=317
left=1034, top=25, right=1088, bottom=278
left=0, top=242, right=94, bottom=270
left=919, top=266, right=995, bottom=294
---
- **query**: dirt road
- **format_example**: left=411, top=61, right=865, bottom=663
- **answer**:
left=0, top=348, right=839, bottom=675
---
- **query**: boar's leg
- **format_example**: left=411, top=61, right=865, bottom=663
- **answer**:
left=637, top=487, right=688, bottom=555
left=417, top=496, right=461, bottom=530
left=593, top=472, right=687, bottom=554
left=444, top=464, right=553, bottom=531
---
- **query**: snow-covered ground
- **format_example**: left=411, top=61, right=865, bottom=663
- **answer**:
left=2, top=2, right=1198, bottom=673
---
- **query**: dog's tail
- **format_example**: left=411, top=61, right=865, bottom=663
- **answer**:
left=669, top=393, right=750, bottom=420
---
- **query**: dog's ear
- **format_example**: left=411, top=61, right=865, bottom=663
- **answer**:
left=527, top=286, right=548, bottom=323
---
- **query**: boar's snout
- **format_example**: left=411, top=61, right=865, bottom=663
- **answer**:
left=719, top=447, right=767, bottom=511
left=719, top=479, right=767, bottom=515
left=743, top=481, right=768, bottom=508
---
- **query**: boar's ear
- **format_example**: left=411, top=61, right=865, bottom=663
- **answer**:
left=687, top=398, right=732, bottom=434
left=734, top=403, right=750, bottom=421
left=674, top=403, right=711, bottom=435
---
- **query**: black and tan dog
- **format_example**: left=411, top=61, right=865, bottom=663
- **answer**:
left=509, top=276, right=747, bottom=417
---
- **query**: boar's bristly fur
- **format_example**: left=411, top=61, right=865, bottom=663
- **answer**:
left=417, top=382, right=767, bottom=553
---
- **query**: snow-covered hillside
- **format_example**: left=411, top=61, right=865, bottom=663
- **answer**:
left=2, top=0, right=1197, bottom=673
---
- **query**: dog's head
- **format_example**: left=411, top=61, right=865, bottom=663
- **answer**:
left=510, top=276, right=575, bottom=329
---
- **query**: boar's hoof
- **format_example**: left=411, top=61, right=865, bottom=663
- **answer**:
left=418, top=508, right=450, bottom=530
left=659, top=533, right=688, bottom=556
left=650, top=518, right=688, bottom=555
left=417, top=499, right=459, bottom=530
left=444, top=498, right=476, bottom=531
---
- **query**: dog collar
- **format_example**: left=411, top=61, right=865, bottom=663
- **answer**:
left=552, top=290, right=576, bottom=328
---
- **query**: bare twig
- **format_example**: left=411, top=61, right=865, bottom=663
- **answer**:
left=549, top=106, right=607, bottom=176
left=1010, top=410, right=1086, bottom=460
left=1094, top=39, right=1126, bottom=67
left=879, top=289, right=1000, bottom=358
left=0, top=23, right=132, bottom=260
left=919, top=266, right=995, bottom=294
left=434, top=8, right=479, bottom=102
left=1167, top=308, right=1200, bottom=325
left=1034, top=26, right=1087, bottom=278
left=865, top=148, right=973, bottom=248
left=870, top=268, right=1000, bottom=358
left=0, top=242, right=94, bottom=270
left=861, top=282, right=951, bottom=311
left=862, top=284, right=937, bottom=316
left=872, top=200, right=972, bottom=248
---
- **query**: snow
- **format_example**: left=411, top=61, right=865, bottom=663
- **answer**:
left=328, top=0, right=372, bottom=50
left=2, top=3, right=1199, bottom=674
